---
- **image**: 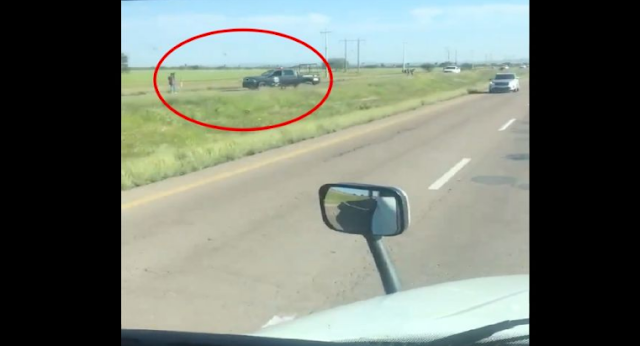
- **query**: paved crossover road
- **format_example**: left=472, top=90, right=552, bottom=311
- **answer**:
left=121, top=82, right=529, bottom=334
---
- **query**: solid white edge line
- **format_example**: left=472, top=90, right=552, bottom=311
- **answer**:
left=428, top=158, right=472, bottom=190
left=499, top=118, right=516, bottom=131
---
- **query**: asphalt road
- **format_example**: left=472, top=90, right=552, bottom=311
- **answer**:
left=121, top=82, right=530, bottom=334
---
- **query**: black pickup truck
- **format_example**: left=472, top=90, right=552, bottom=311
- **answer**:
left=242, top=69, right=320, bottom=89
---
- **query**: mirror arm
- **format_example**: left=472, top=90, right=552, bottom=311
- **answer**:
left=364, top=234, right=401, bottom=294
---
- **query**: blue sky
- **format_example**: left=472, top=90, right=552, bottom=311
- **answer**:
left=121, top=0, right=529, bottom=67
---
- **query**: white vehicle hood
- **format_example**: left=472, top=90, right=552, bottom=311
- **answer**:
left=252, top=275, right=529, bottom=342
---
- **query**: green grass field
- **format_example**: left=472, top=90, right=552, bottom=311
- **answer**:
left=121, top=67, right=528, bottom=190
left=121, top=68, right=404, bottom=95
left=324, top=189, right=370, bottom=205
left=122, top=69, right=250, bottom=89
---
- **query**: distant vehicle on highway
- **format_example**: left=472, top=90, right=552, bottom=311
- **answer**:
left=242, top=68, right=320, bottom=90
left=520, top=64, right=528, bottom=69
left=443, top=65, right=461, bottom=73
left=489, top=73, right=520, bottom=93
left=500, top=65, right=510, bottom=70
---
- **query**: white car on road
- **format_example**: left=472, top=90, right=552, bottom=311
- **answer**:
left=489, top=73, right=520, bottom=93
left=443, top=65, right=461, bottom=73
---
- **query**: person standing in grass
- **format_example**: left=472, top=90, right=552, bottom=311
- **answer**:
left=168, top=73, right=177, bottom=94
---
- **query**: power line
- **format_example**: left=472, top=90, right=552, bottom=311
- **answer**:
left=356, top=38, right=365, bottom=73
left=339, top=39, right=357, bottom=72
left=320, top=30, right=331, bottom=78
left=402, top=42, right=407, bottom=71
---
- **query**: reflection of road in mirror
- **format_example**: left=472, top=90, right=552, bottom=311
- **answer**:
left=329, top=199, right=376, bottom=234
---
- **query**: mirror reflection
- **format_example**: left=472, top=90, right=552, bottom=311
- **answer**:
left=323, top=187, right=400, bottom=236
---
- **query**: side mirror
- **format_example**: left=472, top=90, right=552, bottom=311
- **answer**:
left=319, top=183, right=410, bottom=237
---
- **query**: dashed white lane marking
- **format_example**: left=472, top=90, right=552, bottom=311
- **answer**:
left=428, top=158, right=472, bottom=190
left=499, top=118, right=516, bottom=131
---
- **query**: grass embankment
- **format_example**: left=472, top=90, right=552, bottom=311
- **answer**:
left=121, top=68, right=528, bottom=190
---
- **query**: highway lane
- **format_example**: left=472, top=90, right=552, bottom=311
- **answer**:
left=121, top=82, right=529, bottom=334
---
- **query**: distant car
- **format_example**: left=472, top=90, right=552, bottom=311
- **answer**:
left=500, top=65, right=510, bottom=70
left=520, top=64, right=528, bottom=69
left=242, top=68, right=319, bottom=89
left=443, top=66, right=461, bottom=73
left=489, top=73, right=520, bottom=93
left=300, top=73, right=321, bottom=85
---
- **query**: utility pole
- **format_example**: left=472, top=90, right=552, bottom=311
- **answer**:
left=446, top=47, right=450, bottom=62
left=320, top=30, right=331, bottom=78
left=470, top=50, right=474, bottom=69
left=343, top=39, right=347, bottom=72
left=340, top=39, right=357, bottom=72
left=454, top=49, right=457, bottom=65
left=402, top=42, right=407, bottom=71
left=356, top=38, right=365, bottom=73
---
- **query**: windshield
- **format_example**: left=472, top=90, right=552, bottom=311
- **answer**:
left=122, top=0, right=530, bottom=339
left=495, top=74, right=516, bottom=80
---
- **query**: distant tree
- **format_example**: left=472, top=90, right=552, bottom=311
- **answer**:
left=438, top=61, right=454, bottom=67
left=326, top=58, right=349, bottom=70
left=421, top=63, right=436, bottom=72
left=461, top=63, right=473, bottom=70
left=121, top=52, right=129, bottom=73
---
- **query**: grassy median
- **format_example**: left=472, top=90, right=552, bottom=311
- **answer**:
left=121, top=68, right=528, bottom=190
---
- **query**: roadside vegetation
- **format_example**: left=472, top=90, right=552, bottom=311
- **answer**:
left=121, top=67, right=529, bottom=190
